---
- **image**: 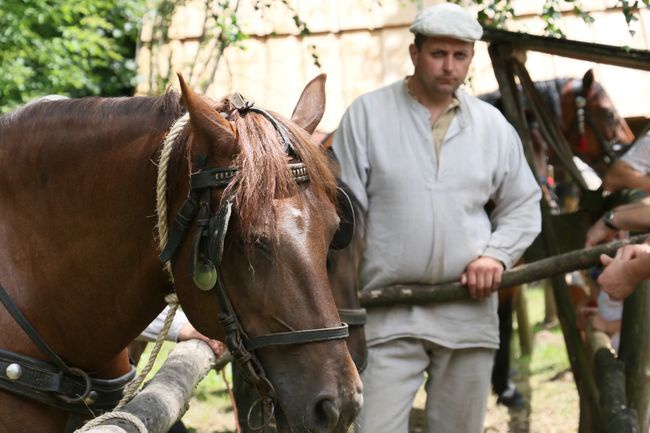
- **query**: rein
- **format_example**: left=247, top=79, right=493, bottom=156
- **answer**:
left=157, top=96, right=350, bottom=416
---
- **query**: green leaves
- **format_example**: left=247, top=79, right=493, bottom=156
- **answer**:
left=0, top=0, right=144, bottom=112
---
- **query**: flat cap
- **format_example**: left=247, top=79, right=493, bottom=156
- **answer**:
left=409, top=3, right=483, bottom=42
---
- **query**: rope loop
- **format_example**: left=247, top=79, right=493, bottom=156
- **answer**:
left=74, top=410, right=147, bottom=433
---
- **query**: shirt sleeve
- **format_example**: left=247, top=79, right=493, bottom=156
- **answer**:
left=136, top=306, right=188, bottom=342
left=621, top=134, right=650, bottom=175
left=483, top=126, right=542, bottom=269
left=331, top=100, right=370, bottom=215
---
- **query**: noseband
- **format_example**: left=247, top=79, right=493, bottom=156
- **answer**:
left=159, top=96, right=350, bottom=407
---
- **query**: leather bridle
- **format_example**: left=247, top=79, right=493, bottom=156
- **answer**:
left=159, top=96, right=351, bottom=413
left=567, top=79, right=625, bottom=165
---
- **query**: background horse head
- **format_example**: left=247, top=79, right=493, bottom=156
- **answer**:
left=560, top=69, right=635, bottom=175
left=0, top=75, right=361, bottom=433
left=321, top=133, right=368, bottom=373
left=480, top=69, right=636, bottom=206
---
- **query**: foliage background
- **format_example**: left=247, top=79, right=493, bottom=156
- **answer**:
left=0, top=0, right=143, bottom=112
left=0, top=1, right=647, bottom=111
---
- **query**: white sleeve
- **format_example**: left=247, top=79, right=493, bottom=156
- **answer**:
left=136, top=306, right=189, bottom=342
left=621, top=134, right=650, bottom=175
left=331, top=100, right=370, bottom=215
left=484, top=126, right=542, bottom=268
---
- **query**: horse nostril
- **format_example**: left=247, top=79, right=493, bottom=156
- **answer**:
left=308, top=397, right=340, bottom=433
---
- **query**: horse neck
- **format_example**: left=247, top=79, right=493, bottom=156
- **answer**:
left=0, top=98, right=183, bottom=372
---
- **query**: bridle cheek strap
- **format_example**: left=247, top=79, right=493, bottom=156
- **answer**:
left=161, top=158, right=349, bottom=403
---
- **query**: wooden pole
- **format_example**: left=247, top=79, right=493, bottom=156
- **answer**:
left=585, top=327, right=640, bottom=433
left=78, top=340, right=226, bottom=433
left=359, top=233, right=649, bottom=308
left=481, top=27, right=650, bottom=71
left=543, top=278, right=558, bottom=325
left=619, top=280, right=650, bottom=432
left=514, top=286, right=533, bottom=356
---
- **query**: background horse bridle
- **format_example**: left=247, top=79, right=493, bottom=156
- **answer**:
left=567, top=79, right=628, bottom=165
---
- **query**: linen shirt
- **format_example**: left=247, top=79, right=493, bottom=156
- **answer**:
left=332, top=80, right=542, bottom=349
left=621, top=133, right=650, bottom=175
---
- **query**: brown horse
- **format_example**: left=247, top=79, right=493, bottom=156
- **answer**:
left=0, top=75, right=361, bottom=433
left=232, top=131, right=368, bottom=433
left=560, top=69, right=635, bottom=176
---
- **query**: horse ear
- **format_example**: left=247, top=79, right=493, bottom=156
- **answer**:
left=177, top=73, right=237, bottom=158
left=582, top=69, right=595, bottom=95
left=291, top=74, right=327, bottom=135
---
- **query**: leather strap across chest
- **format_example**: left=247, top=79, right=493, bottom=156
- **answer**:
left=0, top=284, right=135, bottom=428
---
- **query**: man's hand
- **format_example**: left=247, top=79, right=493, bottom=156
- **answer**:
left=178, top=322, right=226, bottom=357
left=585, top=218, right=618, bottom=247
left=461, top=256, right=504, bottom=299
left=575, top=298, right=597, bottom=331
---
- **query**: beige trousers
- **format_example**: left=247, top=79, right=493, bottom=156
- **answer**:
left=354, top=338, right=495, bottom=433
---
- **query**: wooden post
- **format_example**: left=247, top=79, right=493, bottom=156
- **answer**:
left=619, top=280, right=650, bottom=432
left=586, top=327, right=640, bottom=433
left=543, top=279, right=559, bottom=325
left=78, top=340, right=223, bottom=433
left=488, top=42, right=600, bottom=433
left=514, top=285, right=533, bottom=356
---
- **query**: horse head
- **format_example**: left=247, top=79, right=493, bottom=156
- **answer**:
left=163, top=75, right=362, bottom=433
left=561, top=69, right=635, bottom=174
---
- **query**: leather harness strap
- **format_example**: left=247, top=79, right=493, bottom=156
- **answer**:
left=0, top=284, right=136, bottom=429
left=0, top=348, right=135, bottom=413
left=0, top=285, right=73, bottom=375
left=337, top=308, right=367, bottom=327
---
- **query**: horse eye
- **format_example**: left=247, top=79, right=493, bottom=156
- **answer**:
left=254, top=236, right=273, bottom=254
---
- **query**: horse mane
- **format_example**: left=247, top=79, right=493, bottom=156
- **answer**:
left=0, top=93, right=184, bottom=140
left=220, top=100, right=337, bottom=242
left=1, top=92, right=336, bottom=245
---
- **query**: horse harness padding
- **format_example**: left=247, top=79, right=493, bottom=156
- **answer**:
left=159, top=95, right=356, bottom=418
left=0, top=285, right=136, bottom=431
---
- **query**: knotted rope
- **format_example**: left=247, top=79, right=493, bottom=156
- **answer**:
left=76, top=114, right=190, bottom=431
left=156, top=113, right=190, bottom=281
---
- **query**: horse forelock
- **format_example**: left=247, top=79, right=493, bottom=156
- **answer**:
left=223, top=106, right=337, bottom=243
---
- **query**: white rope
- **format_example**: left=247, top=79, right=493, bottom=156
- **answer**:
left=74, top=410, right=147, bottom=433
left=110, top=113, right=190, bottom=409
left=155, top=113, right=190, bottom=281
left=77, top=116, right=190, bottom=430
left=115, top=293, right=179, bottom=409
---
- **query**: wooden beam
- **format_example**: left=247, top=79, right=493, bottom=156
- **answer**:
left=482, top=27, right=650, bottom=71
left=79, top=340, right=226, bottom=433
left=359, top=233, right=649, bottom=308
left=586, top=326, right=640, bottom=433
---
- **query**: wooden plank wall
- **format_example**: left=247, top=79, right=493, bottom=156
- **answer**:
left=136, top=0, right=650, bottom=131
